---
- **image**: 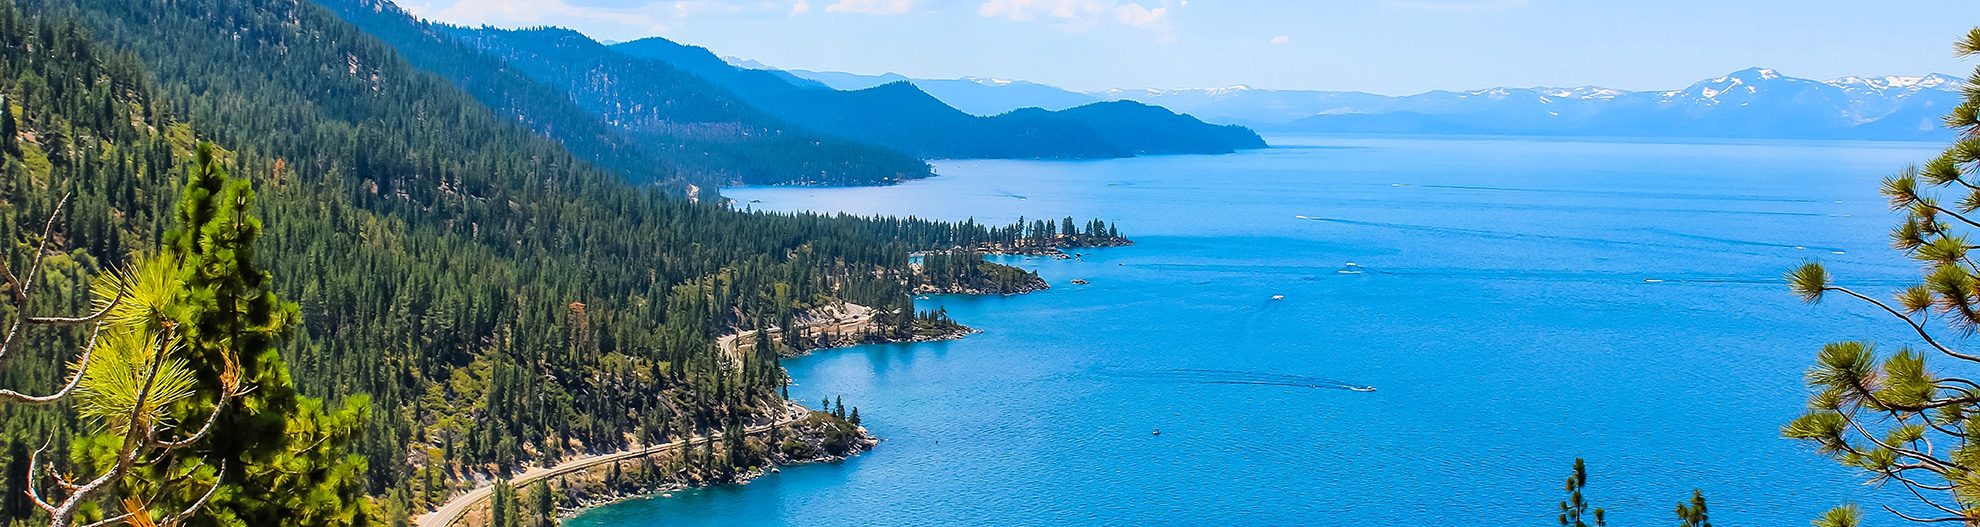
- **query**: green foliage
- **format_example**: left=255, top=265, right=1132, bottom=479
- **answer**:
left=1813, top=504, right=1860, bottom=527
left=916, top=252, right=1044, bottom=294
left=1675, top=489, right=1710, bottom=527
left=524, top=480, right=555, bottom=527
left=0, top=0, right=1128, bottom=523
left=489, top=479, right=518, bottom=527
left=71, top=327, right=195, bottom=435
left=1558, top=459, right=1605, bottom=527
left=1783, top=26, right=1980, bottom=527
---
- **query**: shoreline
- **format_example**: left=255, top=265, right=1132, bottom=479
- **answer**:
left=534, top=242, right=1126, bottom=525
left=415, top=402, right=866, bottom=527
left=546, top=294, right=1009, bottom=525
left=549, top=410, right=878, bottom=523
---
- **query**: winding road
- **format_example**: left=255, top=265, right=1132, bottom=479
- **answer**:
left=414, top=411, right=805, bottom=527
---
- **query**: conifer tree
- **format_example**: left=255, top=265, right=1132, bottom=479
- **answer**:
left=1557, top=459, right=1605, bottom=527
left=1, top=102, right=17, bottom=156
left=1784, top=28, right=1980, bottom=526
left=1675, top=489, right=1710, bottom=527
left=489, top=479, right=517, bottom=527
left=525, top=480, right=555, bottom=527
left=148, top=143, right=370, bottom=526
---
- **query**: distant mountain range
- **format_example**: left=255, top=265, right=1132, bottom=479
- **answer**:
left=322, top=4, right=1262, bottom=187
left=770, top=69, right=1102, bottom=116
left=599, top=37, right=1262, bottom=161
left=765, top=65, right=1964, bottom=141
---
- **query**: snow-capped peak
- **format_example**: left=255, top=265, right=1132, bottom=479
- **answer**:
left=1538, top=86, right=1623, bottom=100
left=1826, top=73, right=1962, bottom=94
left=962, top=76, right=1016, bottom=86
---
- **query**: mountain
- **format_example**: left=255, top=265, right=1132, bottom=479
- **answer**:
left=1103, top=68, right=1965, bottom=140
left=319, top=3, right=927, bottom=187
left=776, top=70, right=1101, bottom=116
left=610, top=37, right=1264, bottom=158
left=0, top=0, right=1090, bottom=522
left=1041, top=101, right=1266, bottom=154
left=1097, top=85, right=1397, bottom=124
left=913, top=78, right=1101, bottom=115
left=441, top=26, right=933, bottom=185
left=779, top=69, right=911, bottom=91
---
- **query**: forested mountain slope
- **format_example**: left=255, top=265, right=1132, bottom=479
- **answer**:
left=610, top=35, right=1266, bottom=159
left=322, top=1, right=932, bottom=187
left=0, top=0, right=1116, bottom=524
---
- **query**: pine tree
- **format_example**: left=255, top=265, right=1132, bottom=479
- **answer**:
left=1676, top=489, right=1710, bottom=527
left=849, top=407, right=861, bottom=426
left=489, top=479, right=517, bottom=527
left=154, top=143, right=370, bottom=526
left=0, top=101, right=17, bottom=156
left=1557, top=459, right=1605, bottom=527
left=1782, top=28, right=1980, bottom=527
left=526, top=480, right=555, bottom=527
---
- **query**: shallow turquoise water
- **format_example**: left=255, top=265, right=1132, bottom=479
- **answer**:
left=573, top=136, right=1942, bottom=526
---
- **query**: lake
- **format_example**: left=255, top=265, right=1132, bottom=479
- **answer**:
left=570, top=135, right=1939, bottom=526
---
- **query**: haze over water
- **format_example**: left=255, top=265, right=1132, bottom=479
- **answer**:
left=572, top=135, right=1939, bottom=526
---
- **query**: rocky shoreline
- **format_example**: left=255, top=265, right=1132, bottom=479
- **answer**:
left=980, top=239, right=1134, bottom=260
left=548, top=410, right=878, bottom=522
left=775, top=323, right=983, bottom=360
left=913, top=273, right=1050, bottom=296
left=543, top=242, right=1114, bottom=524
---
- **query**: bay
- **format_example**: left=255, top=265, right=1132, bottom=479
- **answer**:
left=572, top=135, right=1939, bottom=526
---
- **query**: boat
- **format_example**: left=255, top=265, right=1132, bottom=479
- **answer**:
left=1348, top=386, right=1376, bottom=393
left=1270, top=294, right=1285, bottom=300
left=1070, top=279, right=1090, bottom=285
left=1152, top=429, right=1161, bottom=436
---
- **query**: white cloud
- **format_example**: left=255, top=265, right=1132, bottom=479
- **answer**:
left=825, top=0, right=914, bottom=14
left=1269, top=35, right=1290, bottom=45
left=978, top=0, right=1171, bottom=29
left=791, top=0, right=811, bottom=14
left=1112, top=4, right=1165, bottom=27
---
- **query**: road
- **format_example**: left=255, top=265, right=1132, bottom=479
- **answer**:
left=414, top=411, right=803, bottom=527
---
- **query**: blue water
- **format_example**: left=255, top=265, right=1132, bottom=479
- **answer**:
left=573, top=135, right=1942, bottom=526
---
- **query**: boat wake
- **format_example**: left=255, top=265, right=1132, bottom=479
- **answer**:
left=1103, top=368, right=1374, bottom=392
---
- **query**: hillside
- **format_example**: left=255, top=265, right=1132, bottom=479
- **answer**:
left=319, top=0, right=929, bottom=187
left=776, top=69, right=1102, bottom=115
left=610, top=36, right=1266, bottom=158
left=0, top=0, right=1110, bottom=524
left=1046, top=101, right=1267, bottom=154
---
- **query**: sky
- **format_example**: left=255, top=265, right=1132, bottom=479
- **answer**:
left=396, top=0, right=1980, bottom=95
